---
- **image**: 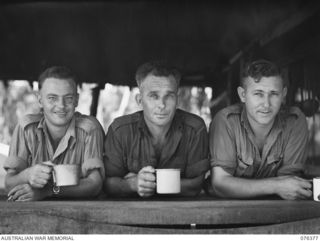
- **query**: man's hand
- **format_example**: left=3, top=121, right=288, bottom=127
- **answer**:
left=275, top=176, right=312, bottom=200
left=136, top=166, right=156, bottom=198
left=27, top=162, right=53, bottom=188
left=7, top=183, right=50, bottom=201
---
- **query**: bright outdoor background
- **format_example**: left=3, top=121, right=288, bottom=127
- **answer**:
left=1, top=80, right=320, bottom=190
left=0, top=80, right=213, bottom=190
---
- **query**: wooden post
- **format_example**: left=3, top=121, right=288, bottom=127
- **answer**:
left=90, top=85, right=102, bottom=117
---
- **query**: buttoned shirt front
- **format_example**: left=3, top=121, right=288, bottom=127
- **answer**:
left=4, top=112, right=105, bottom=179
left=104, top=109, right=209, bottom=178
left=209, top=104, right=308, bottom=178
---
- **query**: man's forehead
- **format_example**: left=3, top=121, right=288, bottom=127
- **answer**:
left=245, top=76, right=284, bottom=89
left=140, top=74, right=177, bottom=91
left=41, top=77, right=76, bottom=94
left=41, top=77, right=75, bottom=87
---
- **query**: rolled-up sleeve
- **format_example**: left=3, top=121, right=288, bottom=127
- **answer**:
left=209, top=112, right=237, bottom=175
left=185, top=124, right=209, bottom=178
left=82, top=127, right=105, bottom=180
left=4, top=124, right=30, bottom=173
left=277, top=112, right=308, bottom=176
left=104, top=126, right=127, bottom=177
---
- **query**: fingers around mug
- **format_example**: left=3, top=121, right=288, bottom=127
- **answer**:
left=141, top=172, right=156, bottom=182
left=297, top=187, right=312, bottom=198
left=39, top=172, right=52, bottom=182
left=37, top=176, right=49, bottom=186
left=138, top=187, right=155, bottom=197
left=298, top=179, right=312, bottom=189
left=140, top=166, right=155, bottom=173
left=41, top=164, right=53, bottom=174
left=29, top=177, right=46, bottom=188
left=42, top=161, right=54, bottom=167
left=29, top=182, right=45, bottom=189
left=140, top=180, right=156, bottom=189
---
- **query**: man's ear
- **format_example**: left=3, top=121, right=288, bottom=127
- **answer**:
left=237, top=86, right=246, bottom=103
left=75, top=93, right=79, bottom=107
left=37, top=91, right=43, bottom=108
left=135, top=93, right=142, bottom=106
left=283, top=87, right=287, bottom=98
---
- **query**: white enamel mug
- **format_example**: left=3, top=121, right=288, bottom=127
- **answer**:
left=156, top=168, right=181, bottom=194
left=313, top=177, right=320, bottom=201
left=53, top=164, right=80, bottom=187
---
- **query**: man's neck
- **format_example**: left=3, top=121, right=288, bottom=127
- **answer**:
left=45, top=121, right=69, bottom=149
left=144, top=120, right=171, bottom=144
left=247, top=117, right=274, bottom=141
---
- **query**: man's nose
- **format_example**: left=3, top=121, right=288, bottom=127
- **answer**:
left=56, top=97, right=66, bottom=108
left=158, top=98, right=165, bottom=109
left=263, top=95, right=271, bottom=108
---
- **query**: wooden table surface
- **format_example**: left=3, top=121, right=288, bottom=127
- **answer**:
left=1, top=195, right=320, bottom=234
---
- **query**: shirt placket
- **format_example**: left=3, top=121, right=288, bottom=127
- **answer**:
left=42, top=127, right=55, bottom=162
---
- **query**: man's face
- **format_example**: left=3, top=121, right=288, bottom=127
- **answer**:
left=237, top=76, right=287, bottom=129
left=136, top=74, right=178, bottom=130
left=38, top=77, right=78, bottom=129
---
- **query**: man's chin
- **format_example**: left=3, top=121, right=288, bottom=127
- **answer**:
left=51, top=118, right=72, bottom=126
left=256, top=118, right=274, bottom=126
left=153, top=118, right=171, bottom=127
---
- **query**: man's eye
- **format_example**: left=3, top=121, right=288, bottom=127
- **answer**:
left=48, top=96, right=56, bottom=101
left=254, top=93, right=263, bottom=97
left=150, top=94, right=158, bottom=99
left=65, top=97, right=74, bottom=103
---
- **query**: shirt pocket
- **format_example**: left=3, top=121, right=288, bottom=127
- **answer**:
left=262, top=154, right=283, bottom=177
left=235, top=154, right=254, bottom=177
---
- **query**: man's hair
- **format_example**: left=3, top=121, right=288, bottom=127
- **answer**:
left=241, top=59, right=283, bottom=87
left=38, top=66, right=77, bottom=91
left=135, top=61, right=181, bottom=88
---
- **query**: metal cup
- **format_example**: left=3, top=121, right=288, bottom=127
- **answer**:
left=53, top=164, right=80, bottom=187
left=156, top=168, right=181, bottom=194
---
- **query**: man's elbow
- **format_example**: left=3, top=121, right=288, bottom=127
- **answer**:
left=4, top=175, right=14, bottom=193
left=181, top=187, right=202, bottom=197
left=86, top=177, right=103, bottom=197
left=211, top=177, right=231, bottom=198
left=103, top=177, right=133, bottom=197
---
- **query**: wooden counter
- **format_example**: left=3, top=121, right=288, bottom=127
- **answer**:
left=1, top=196, right=320, bottom=234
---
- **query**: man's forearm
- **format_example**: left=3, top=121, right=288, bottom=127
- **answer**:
left=5, top=169, right=30, bottom=191
left=104, top=176, right=137, bottom=197
left=180, top=175, right=204, bottom=196
left=55, top=170, right=103, bottom=198
left=212, top=175, right=278, bottom=198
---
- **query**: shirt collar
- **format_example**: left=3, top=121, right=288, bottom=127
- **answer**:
left=37, top=115, right=76, bottom=138
left=137, top=109, right=183, bottom=136
left=37, top=114, right=77, bottom=157
left=240, top=104, right=286, bottom=133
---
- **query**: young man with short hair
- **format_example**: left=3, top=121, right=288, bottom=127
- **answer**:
left=4, top=66, right=105, bottom=201
left=209, top=59, right=312, bottom=200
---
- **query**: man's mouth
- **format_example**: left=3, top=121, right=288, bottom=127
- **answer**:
left=155, top=113, right=168, bottom=118
left=54, top=111, right=67, bottom=117
left=258, top=110, right=271, bottom=115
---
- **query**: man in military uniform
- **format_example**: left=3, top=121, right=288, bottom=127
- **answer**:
left=209, top=59, right=312, bottom=200
left=104, top=61, right=209, bottom=197
left=4, top=66, right=105, bottom=201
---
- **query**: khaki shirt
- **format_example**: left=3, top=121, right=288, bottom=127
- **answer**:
left=4, top=112, right=105, bottom=179
left=209, top=104, right=308, bottom=178
left=104, top=109, right=209, bottom=178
